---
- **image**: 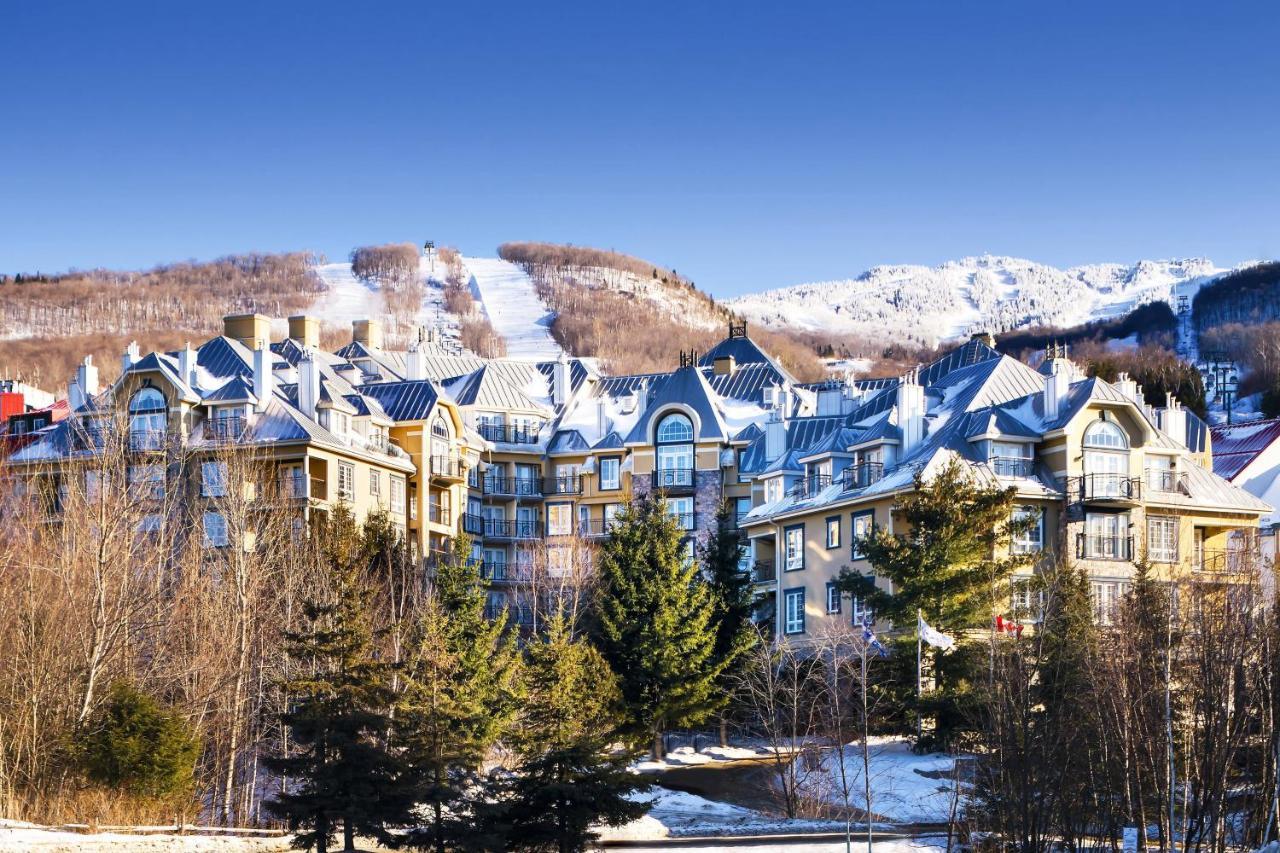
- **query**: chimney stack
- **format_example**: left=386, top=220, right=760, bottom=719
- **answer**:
left=288, top=315, right=320, bottom=349
left=298, top=350, right=320, bottom=419
left=895, top=369, right=925, bottom=456
left=1161, top=393, right=1187, bottom=447
left=179, top=342, right=196, bottom=388
left=353, top=319, right=383, bottom=350
left=552, top=351, right=570, bottom=407
left=405, top=341, right=425, bottom=381
left=1043, top=357, right=1069, bottom=421
left=75, top=356, right=99, bottom=400
left=121, top=341, right=140, bottom=374
left=68, top=379, right=83, bottom=412
left=223, top=313, right=271, bottom=350
left=253, top=341, right=274, bottom=413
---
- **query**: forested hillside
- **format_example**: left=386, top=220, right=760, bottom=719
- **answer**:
left=0, top=254, right=322, bottom=391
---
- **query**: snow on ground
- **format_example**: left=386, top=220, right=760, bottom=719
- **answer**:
left=312, top=262, right=385, bottom=328
left=598, top=787, right=845, bottom=842
left=0, top=822, right=292, bottom=853
left=462, top=257, right=563, bottom=362
left=610, top=840, right=945, bottom=853
left=800, top=737, right=965, bottom=824
left=634, top=744, right=789, bottom=772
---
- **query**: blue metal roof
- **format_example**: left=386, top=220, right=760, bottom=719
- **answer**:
left=356, top=380, right=440, bottom=422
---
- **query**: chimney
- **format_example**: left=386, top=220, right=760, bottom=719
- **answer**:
left=713, top=355, right=736, bottom=376
left=765, top=411, right=786, bottom=463
left=288, top=315, right=320, bottom=349
left=971, top=331, right=996, bottom=348
left=1161, top=393, right=1187, bottom=447
left=68, top=379, right=83, bottom=412
left=552, top=351, right=570, bottom=407
left=223, top=313, right=271, bottom=350
left=596, top=399, right=608, bottom=438
left=298, top=351, right=320, bottom=419
left=1115, top=372, right=1141, bottom=403
left=405, top=341, right=425, bottom=380
left=816, top=382, right=842, bottom=417
left=179, top=342, right=196, bottom=388
left=75, top=356, right=99, bottom=399
left=353, top=319, right=383, bottom=350
left=253, top=342, right=274, bottom=413
left=895, top=369, right=925, bottom=455
left=121, top=341, right=140, bottom=374
left=1043, top=358, right=1069, bottom=421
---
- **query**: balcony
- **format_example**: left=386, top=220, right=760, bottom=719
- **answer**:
left=989, top=456, right=1034, bottom=478
left=430, top=455, right=464, bottom=481
left=428, top=504, right=452, bottom=526
left=752, top=560, right=777, bottom=585
left=365, top=434, right=400, bottom=456
left=478, top=423, right=541, bottom=445
left=1145, top=468, right=1185, bottom=494
left=841, top=462, right=885, bottom=491
left=577, top=519, right=616, bottom=538
left=1076, top=533, right=1134, bottom=561
left=482, top=476, right=543, bottom=499
left=1073, top=473, right=1142, bottom=504
left=790, top=474, right=833, bottom=500
left=129, top=429, right=167, bottom=452
left=483, top=518, right=541, bottom=540
left=544, top=475, right=583, bottom=496
left=1195, top=548, right=1252, bottom=574
left=461, top=512, right=484, bottom=536
left=207, top=416, right=246, bottom=444
left=309, top=478, right=327, bottom=501
left=652, top=467, right=695, bottom=493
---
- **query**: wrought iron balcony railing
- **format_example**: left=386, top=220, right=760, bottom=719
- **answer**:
left=1076, top=533, right=1134, bottom=561
left=652, top=467, right=695, bottom=491
left=841, top=462, right=885, bottom=491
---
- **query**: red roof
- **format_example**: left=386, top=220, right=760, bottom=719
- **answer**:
left=1209, top=417, right=1280, bottom=481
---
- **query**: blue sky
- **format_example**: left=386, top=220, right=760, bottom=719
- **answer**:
left=2, top=1, right=1278, bottom=297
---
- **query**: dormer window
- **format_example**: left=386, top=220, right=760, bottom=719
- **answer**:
left=128, top=388, right=166, bottom=451
left=655, top=412, right=695, bottom=488
left=1083, top=418, right=1130, bottom=497
left=989, top=441, right=1033, bottom=477
left=322, top=410, right=349, bottom=438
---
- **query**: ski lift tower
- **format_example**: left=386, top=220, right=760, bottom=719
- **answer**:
left=423, top=240, right=436, bottom=275
left=1203, top=351, right=1240, bottom=425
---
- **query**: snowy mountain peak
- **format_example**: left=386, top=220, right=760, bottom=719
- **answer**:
left=726, top=255, right=1232, bottom=347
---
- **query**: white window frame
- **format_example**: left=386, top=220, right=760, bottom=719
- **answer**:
left=546, top=503, right=574, bottom=536
left=390, top=475, right=406, bottom=514
left=203, top=511, right=229, bottom=548
left=1147, top=515, right=1179, bottom=563
left=599, top=457, right=621, bottom=490
left=337, top=462, right=354, bottom=500
left=202, top=461, right=228, bottom=498
left=1011, top=506, right=1044, bottom=554
left=826, top=582, right=841, bottom=614
left=784, top=525, right=805, bottom=571
left=784, top=588, right=805, bottom=635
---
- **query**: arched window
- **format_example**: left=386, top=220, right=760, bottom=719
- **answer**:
left=656, top=412, right=693, bottom=444
left=128, top=388, right=166, bottom=450
left=432, top=416, right=450, bottom=439
left=430, top=415, right=450, bottom=463
left=655, top=412, right=694, bottom=487
left=1083, top=419, right=1127, bottom=449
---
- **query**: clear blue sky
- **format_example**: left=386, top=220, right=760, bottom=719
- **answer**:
left=3, top=1, right=1278, bottom=297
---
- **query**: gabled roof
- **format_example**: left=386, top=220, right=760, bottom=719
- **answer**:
left=446, top=366, right=547, bottom=413
left=624, top=365, right=728, bottom=444
left=964, top=407, right=1040, bottom=441
left=593, top=430, right=625, bottom=450
left=761, top=448, right=805, bottom=475
left=356, top=380, right=440, bottom=422
left=548, top=429, right=590, bottom=454
left=1210, top=418, right=1280, bottom=481
left=203, top=375, right=257, bottom=404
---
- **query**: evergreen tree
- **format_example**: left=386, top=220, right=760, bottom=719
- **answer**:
left=482, top=615, right=650, bottom=852
left=265, top=557, right=406, bottom=853
left=700, top=501, right=759, bottom=745
left=591, top=497, right=722, bottom=758
left=398, top=533, right=522, bottom=853
left=836, top=459, right=1032, bottom=744
left=79, top=680, right=201, bottom=802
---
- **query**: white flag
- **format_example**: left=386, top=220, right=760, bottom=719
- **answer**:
left=918, top=615, right=955, bottom=650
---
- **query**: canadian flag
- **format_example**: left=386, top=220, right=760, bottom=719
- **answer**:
left=994, top=614, right=1024, bottom=638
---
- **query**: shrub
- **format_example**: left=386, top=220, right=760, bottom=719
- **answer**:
left=79, top=681, right=201, bottom=800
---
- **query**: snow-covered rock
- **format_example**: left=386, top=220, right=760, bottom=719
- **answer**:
left=727, top=255, right=1235, bottom=346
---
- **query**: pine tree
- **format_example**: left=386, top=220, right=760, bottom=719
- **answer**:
left=398, top=533, right=522, bottom=853
left=836, top=458, right=1033, bottom=744
left=79, top=679, right=201, bottom=802
left=265, top=559, right=406, bottom=853
left=482, top=615, right=650, bottom=853
left=700, top=500, right=759, bottom=746
left=591, top=496, right=723, bottom=758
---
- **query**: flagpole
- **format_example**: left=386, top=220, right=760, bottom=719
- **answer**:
left=916, top=608, right=923, bottom=742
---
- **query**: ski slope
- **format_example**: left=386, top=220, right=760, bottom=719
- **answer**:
left=309, top=257, right=458, bottom=346
left=463, top=256, right=563, bottom=361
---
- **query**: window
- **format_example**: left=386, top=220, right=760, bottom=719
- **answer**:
left=577, top=504, right=590, bottom=533
left=604, top=503, right=622, bottom=530
left=656, top=412, right=694, bottom=443
left=1083, top=512, right=1129, bottom=560
left=1146, top=455, right=1176, bottom=491
left=1147, top=515, right=1179, bottom=563
left=1011, top=506, right=1043, bottom=554
left=202, top=461, right=227, bottom=498
left=765, top=477, right=783, bottom=503
left=738, top=448, right=750, bottom=483
left=826, top=582, right=842, bottom=614
left=128, top=464, right=165, bottom=500
left=203, top=511, right=229, bottom=547
left=784, top=524, right=805, bottom=571
left=656, top=412, right=694, bottom=480
left=668, top=496, right=694, bottom=530
left=850, top=583, right=875, bottom=626
left=336, top=462, right=354, bottom=499
left=600, top=457, right=621, bottom=490
left=369, top=469, right=381, bottom=499
left=432, top=416, right=449, bottom=439
left=851, top=510, right=875, bottom=560
left=826, top=516, right=841, bottom=549
left=784, top=588, right=806, bottom=635
left=1010, top=580, right=1044, bottom=622
left=280, top=465, right=306, bottom=498
left=1084, top=419, right=1128, bottom=449
left=547, top=503, right=573, bottom=536
left=682, top=539, right=696, bottom=568
left=390, top=475, right=406, bottom=514
left=138, top=514, right=163, bottom=536
left=1091, top=580, right=1130, bottom=625
left=990, top=441, right=1032, bottom=477
left=128, top=387, right=167, bottom=450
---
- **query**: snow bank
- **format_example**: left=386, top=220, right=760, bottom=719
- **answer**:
left=0, top=822, right=291, bottom=853
left=597, top=787, right=844, bottom=841
left=800, top=736, right=966, bottom=824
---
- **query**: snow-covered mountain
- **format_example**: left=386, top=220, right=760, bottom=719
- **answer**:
left=726, top=256, right=1233, bottom=346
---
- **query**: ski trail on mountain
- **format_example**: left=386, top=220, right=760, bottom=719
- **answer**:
left=463, top=257, right=563, bottom=361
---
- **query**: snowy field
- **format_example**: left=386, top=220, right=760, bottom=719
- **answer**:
left=462, top=257, right=563, bottom=361
left=0, top=821, right=292, bottom=853
left=310, top=256, right=457, bottom=344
